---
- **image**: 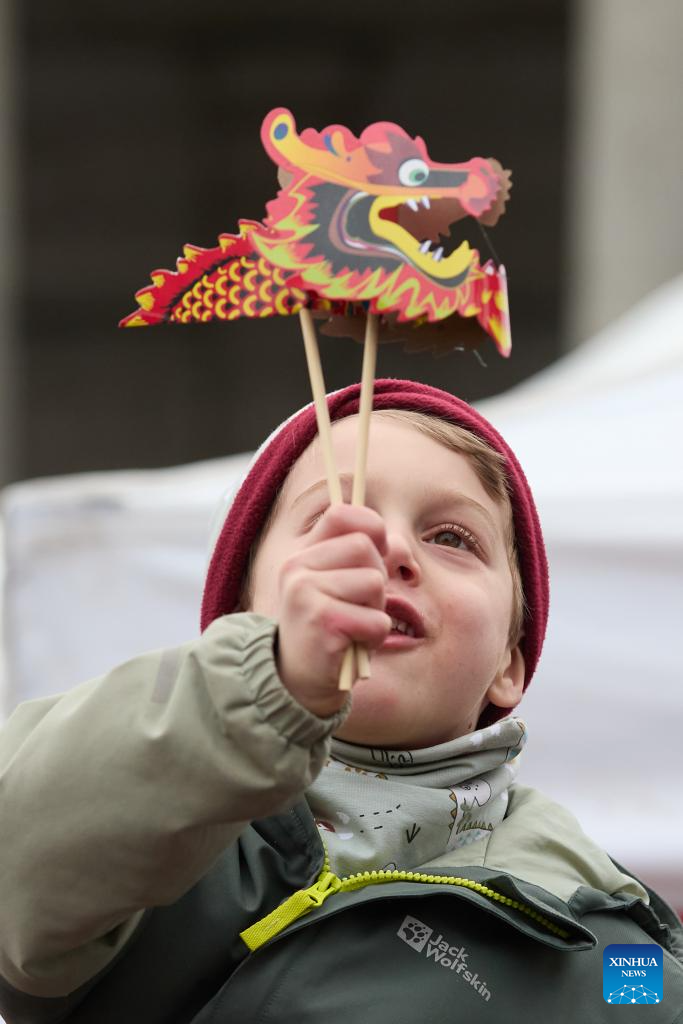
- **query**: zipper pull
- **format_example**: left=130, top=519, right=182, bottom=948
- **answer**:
left=307, top=871, right=342, bottom=905
left=240, top=870, right=342, bottom=951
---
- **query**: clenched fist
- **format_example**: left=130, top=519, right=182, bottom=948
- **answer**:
left=275, top=504, right=392, bottom=718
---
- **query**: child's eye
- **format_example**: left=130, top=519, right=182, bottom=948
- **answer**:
left=426, top=523, right=480, bottom=553
left=303, top=507, right=328, bottom=530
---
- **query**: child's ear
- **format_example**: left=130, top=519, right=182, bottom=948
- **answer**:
left=486, top=645, right=525, bottom=709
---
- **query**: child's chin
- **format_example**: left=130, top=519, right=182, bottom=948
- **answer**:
left=334, top=679, right=414, bottom=746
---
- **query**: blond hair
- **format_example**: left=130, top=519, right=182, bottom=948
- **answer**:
left=240, top=408, right=526, bottom=646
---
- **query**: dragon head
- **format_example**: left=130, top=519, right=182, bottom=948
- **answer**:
left=249, top=108, right=511, bottom=324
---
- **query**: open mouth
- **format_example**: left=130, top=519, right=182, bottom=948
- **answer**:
left=385, top=597, right=426, bottom=640
left=390, top=615, right=416, bottom=637
left=365, top=192, right=475, bottom=285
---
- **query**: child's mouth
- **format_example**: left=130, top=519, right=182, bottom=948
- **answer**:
left=390, top=616, right=416, bottom=638
left=381, top=618, right=425, bottom=650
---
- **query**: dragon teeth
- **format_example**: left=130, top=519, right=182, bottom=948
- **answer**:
left=406, top=198, right=419, bottom=212
left=421, top=196, right=431, bottom=209
left=432, top=247, right=444, bottom=262
left=419, top=239, right=432, bottom=254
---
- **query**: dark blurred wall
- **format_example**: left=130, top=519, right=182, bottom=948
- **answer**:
left=16, top=0, right=570, bottom=480
left=1, top=0, right=18, bottom=486
left=567, top=0, right=683, bottom=345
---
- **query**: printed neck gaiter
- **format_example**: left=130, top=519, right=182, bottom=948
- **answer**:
left=306, top=718, right=527, bottom=878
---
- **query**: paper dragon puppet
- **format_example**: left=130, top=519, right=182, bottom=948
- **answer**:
left=121, top=107, right=512, bottom=356
left=120, top=108, right=513, bottom=688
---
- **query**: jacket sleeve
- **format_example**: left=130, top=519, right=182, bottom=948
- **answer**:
left=0, top=612, right=349, bottom=1001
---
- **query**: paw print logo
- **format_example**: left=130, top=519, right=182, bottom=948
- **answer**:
left=397, top=915, right=433, bottom=952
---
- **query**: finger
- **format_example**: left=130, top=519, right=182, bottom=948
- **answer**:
left=318, top=597, right=392, bottom=651
left=312, top=566, right=388, bottom=611
left=310, top=503, right=388, bottom=556
left=284, top=532, right=388, bottom=578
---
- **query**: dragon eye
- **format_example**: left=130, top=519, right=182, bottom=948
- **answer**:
left=398, top=158, right=429, bottom=187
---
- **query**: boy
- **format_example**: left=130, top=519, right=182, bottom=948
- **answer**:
left=1, top=378, right=682, bottom=1023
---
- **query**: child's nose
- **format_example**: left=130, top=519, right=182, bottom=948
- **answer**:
left=383, top=530, right=422, bottom=584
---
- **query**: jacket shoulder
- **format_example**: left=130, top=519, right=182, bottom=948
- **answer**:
left=487, top=784, right=649, bottom=905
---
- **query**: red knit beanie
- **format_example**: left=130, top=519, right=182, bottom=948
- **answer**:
left=201, top=378, right=549, bottom=726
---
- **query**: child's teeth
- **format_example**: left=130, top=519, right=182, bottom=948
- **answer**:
left=390, top=616, right=415, bottom=637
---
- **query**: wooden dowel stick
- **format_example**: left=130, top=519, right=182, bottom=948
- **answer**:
left=299, top=307, right=355, bottom=690
left=351, top=313, right=379, bottom=505
left=351, top=313, right=379, bottom=679
left=339, top=646, right=356, bottom=692
left=299, top=307, right=342, bottom=505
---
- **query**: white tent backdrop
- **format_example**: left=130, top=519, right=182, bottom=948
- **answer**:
left=476, top=274, right=683, bottom=909
left=1, top=275, right=681, bottom=910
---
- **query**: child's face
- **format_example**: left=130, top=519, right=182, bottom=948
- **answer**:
left=249, top=415, right=524, bottom=747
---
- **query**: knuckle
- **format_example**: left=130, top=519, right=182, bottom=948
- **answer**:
left=317, top=602, right=343, bottom=638
left=365, top=611, right=392, bottom=647
left=323, top=503, right=350, bottom=529
left=322, top=505, right=386, bottom=551
left=280, top=551, right=303, bottom=577
left=367, top=568, right=387, bottom=603
left=363, top=505, right=384, bottom=528
left=358, top=505, right=383, bottom=529
left=281, top=566, right=311, bottom=603
left=330, top=503, right=378, bottom=531
left=349, top=532, right=374, bottom=561
left=281, top=560, right=303, bottom=585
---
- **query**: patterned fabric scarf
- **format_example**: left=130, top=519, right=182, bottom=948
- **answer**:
left=306, top=718, right=527, bottom=878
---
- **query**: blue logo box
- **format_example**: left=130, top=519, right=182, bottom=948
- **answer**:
left=603, top=943, right=663, bottom=1004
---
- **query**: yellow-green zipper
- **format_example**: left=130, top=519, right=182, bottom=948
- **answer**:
left=240, top=845, right=571, bottom=951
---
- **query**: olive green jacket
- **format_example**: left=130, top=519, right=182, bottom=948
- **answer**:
left=1, top=613, right=682, bottom=1023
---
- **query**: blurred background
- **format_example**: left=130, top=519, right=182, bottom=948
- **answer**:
left=1, top=0, right=680, bottom=484
left=0, top=0, right=682, bottom=917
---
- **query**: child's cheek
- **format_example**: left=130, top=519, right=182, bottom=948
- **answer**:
left=442, top=584, right=509, bottom=662
left=443, top=581, right=498, bottom=633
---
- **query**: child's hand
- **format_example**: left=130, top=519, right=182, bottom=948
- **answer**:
left=275, top=504, right=392, bottom=718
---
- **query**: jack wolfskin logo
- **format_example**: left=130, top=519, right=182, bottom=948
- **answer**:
left=397, top=915, right=432, bottom=951
left=396, top=915, right=491, bottom=1001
